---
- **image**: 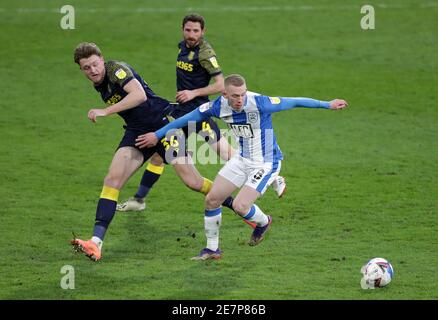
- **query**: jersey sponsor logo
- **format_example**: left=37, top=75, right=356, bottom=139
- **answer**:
left=269, top=97, right=281, bottom=105
left=115, top=68, right=127, bottom=80
left=209, top=56, right=219, bottom=68
left=188, top=51, right=195, bottom=61
left=247, top=112, right=259, bottom=123
left=176, top=60, right=193, bottom=72
left=230, top=123, right=254, bottom=138
left=106, top=94, right=122, bottom=105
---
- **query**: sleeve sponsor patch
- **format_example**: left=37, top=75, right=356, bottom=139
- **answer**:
left=199, top=102, right=211, bottom=113
left=209, top=57, right=219, bottom=69
left=269, top=97, right=281, bottom=105
left=115, top=68, right=127, bottom=80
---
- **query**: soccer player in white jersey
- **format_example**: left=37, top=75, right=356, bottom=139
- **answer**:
left=135, top=74, right=348, bottom=260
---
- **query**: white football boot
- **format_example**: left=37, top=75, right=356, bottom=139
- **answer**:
left=271, top=176, right=286, bottom=198
left=116, top=197, right=146, bottom=212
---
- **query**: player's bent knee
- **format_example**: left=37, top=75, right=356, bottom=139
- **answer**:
left=205, top=193, right=223, bottom=209
left=103, top=174, right=123, bottom=190
left=149, top=154, right=164, bottom=166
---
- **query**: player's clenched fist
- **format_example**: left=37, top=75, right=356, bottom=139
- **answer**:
left=329, top=99, right=348, bottom=110
left=88, top=108, right=108, bottom=122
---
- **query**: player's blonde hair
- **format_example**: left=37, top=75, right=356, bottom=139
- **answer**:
left=224, top=74, right=246, bottom=87
left=74, top=42, right=102, bottom=64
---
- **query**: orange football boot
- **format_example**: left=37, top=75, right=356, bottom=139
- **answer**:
left=71, top=238, right=101, bottom=261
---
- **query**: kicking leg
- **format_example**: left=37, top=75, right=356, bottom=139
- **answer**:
left=171, top=155, right=207, bottom=193
left=72, top=147, right=144, bottom=261
left=233, top=186, right=272, bottom=246
left=171, top=156, right=253, bottom=228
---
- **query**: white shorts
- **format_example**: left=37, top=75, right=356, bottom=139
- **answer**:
left=218, top=155, right=282, bottom=195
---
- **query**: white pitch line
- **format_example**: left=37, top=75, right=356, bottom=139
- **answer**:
left=1, top=3, right=437, bottom=14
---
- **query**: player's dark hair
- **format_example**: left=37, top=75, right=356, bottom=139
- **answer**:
left=182, top=13, right=205, bottom=29
left=74, top=42, right=102, bottom=64
left=225, top=74, right=246, bottom=87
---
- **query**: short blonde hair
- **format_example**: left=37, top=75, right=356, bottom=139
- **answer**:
left=224, top=74, right=246, bottom=87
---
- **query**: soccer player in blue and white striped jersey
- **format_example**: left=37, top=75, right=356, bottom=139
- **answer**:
left=118, top=14, right=286, bottom=213
left=136, top=74, right=348, bottom=260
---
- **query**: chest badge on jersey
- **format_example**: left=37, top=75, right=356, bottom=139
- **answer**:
left=188, top=51, right=195, bottom=61
left=115, top=68, right=127, bottom=80
left=248, top=112, right=259, bottom=123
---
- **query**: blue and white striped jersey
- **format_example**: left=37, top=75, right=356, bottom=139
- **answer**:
left=200, top=91, right=282, bottom=162
left=155, top=91, right=331, bottom=163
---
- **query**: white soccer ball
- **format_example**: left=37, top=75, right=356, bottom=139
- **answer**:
left=360, top=257, right=394, bottom=289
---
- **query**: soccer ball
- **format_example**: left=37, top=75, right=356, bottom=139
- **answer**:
left=360, top=257, right=394, bottom=289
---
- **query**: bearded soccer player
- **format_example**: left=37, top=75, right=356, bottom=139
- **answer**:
left=136, top=74, right=348, bottom=260
left=117, top=14, right=286, bottom=213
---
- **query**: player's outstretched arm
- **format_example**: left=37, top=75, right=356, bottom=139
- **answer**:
left=259, top=96, right=348, bottom=113
left=135, top=108, right=207, bottom=149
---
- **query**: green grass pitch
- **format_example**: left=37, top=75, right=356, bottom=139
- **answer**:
left=0, top=0, right=437, bottom=299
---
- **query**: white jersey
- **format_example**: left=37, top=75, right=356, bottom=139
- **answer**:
left=200, top=91, right=283, bottom=163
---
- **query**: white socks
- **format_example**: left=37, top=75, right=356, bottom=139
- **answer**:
left=204, top=209, right=222, bottom=251
left=243, top=204, right=269, bottom=227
